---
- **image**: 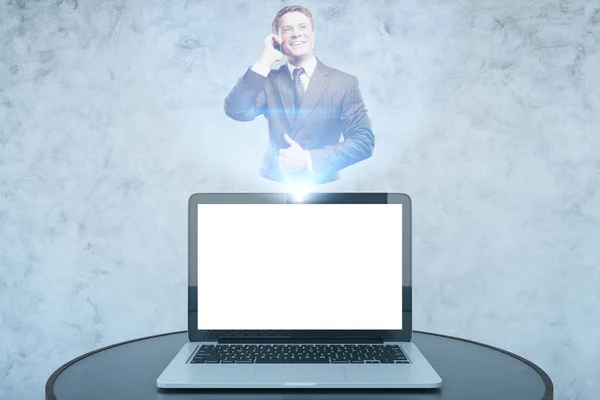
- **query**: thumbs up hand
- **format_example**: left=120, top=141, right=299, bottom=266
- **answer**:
left=279, top=134, right=308, bottom=173
left=284, top=134, right=300, bottom=148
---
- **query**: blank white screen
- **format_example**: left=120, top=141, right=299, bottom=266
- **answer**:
left=197, top=203, right=403, bottom=330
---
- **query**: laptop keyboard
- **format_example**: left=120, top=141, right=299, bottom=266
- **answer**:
left=190, top=344, right=411, bottom=364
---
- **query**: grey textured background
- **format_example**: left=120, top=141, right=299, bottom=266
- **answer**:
left=1, top=0, right=599, bottom=399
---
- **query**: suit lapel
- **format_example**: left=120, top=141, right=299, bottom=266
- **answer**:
left=293, top=59, right=330, bottom=135
left=276, top=66, right=296, bottom=132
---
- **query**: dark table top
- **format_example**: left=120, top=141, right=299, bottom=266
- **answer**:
left=46, top=331, right=552, bottom=400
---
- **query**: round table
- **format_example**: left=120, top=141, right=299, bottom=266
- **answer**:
left=46, top=331, right=553, bottom=400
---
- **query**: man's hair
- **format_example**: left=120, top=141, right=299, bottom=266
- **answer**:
left=271, top=5, right=315, bottom=34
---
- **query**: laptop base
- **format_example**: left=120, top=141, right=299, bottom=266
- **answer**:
left=157, top=342, right=442, bottom=389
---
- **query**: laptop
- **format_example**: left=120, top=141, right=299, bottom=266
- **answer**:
left=157, top=192, right=442, bottom=389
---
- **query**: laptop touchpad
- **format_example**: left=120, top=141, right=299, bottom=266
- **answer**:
left=255, top=365, right=346, bottom=384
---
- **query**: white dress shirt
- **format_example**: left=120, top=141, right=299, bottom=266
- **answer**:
left=250, top=56, right=318, bottom=172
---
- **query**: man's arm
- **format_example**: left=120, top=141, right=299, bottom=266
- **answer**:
left=223, top=34, right=284, bottom=122
left=307, top=76, right=375, bottom=173
left=223, top=67, right=268, bottom=122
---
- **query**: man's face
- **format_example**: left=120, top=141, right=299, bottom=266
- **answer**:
left=278, top=12, right=314, bottom=60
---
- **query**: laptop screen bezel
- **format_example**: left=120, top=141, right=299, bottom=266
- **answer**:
left=187, top=192, right=412, bottom=343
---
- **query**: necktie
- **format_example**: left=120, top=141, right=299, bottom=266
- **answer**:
left=292, top=67, right=305, bottom=116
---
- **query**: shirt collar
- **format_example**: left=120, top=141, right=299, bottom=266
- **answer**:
left=286, top=56, right=317, bottom=79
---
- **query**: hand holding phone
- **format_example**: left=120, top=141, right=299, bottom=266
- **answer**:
left=272, top=35, right=284, bottom=54
left=258, top=34, right=284, bottom=68
left=258, top=34, right=285, bottom=67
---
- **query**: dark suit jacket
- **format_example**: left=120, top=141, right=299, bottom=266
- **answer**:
left=224, top=58, right=374, bottom=185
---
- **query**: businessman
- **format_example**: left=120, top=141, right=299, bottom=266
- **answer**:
left=224, top=5, right=375, bottom=185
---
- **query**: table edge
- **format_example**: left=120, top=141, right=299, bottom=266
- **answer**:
left=45, top=331, right=181, bottom=400
left=45, top=330, right=553, bottom=400
left=415, top=331, right=553, bottom=400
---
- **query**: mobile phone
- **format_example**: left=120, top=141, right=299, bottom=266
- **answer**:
left=273, top=37, right=283, bottom=53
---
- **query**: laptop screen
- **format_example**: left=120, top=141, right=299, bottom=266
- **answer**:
left=196, top=202, right=403, bottom=330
